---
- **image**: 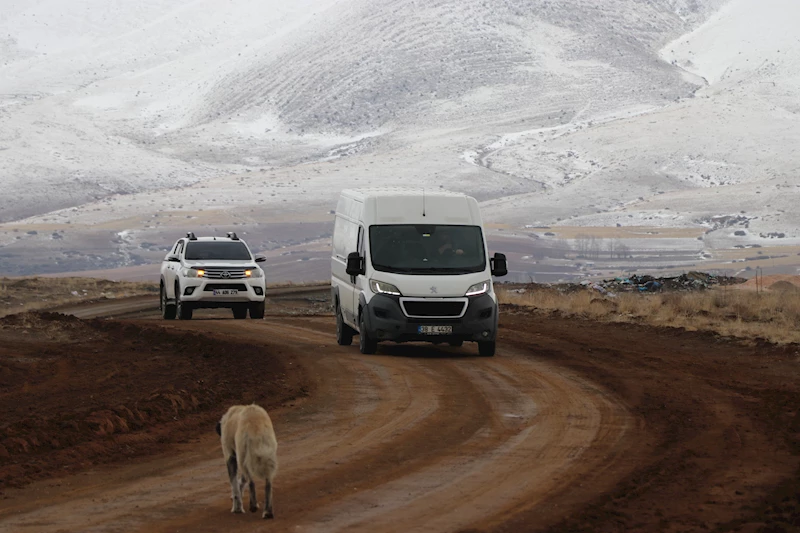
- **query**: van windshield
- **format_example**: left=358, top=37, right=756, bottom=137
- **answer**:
left=369, top=225, right=486, bottom=275
left=185, top=241, right=252, bottom=260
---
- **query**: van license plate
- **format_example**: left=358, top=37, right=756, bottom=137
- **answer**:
left=213, top=289, right=238, bottom=296
left=418, top=325, right=452, bottom=335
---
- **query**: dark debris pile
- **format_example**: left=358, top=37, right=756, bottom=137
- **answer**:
left=582, top=271, right=747, bottom=295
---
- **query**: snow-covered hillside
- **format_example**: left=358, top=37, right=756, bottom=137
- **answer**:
left=1, top=0, right=797, bottom=278
left=480, top=0, right=800, bottom=246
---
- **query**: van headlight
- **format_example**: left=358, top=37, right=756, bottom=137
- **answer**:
left=465, top=280, right=490, bottom=296
left=369, top=279, right=402, bottom=296
left=182, top=267, right=205, bottom=278
left=245, top=269, right=263, bottom=278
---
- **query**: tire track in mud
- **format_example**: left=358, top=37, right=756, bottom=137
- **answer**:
left=0, top=315, right=636, bottom=533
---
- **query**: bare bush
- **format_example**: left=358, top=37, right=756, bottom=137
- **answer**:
left=498, top=285, right=800, bottom=345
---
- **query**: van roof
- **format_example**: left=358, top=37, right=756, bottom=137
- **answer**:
left=340, top=187, right=468, bottom=201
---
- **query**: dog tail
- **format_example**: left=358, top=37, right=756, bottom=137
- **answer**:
left=242, top=430, right=278, bottom=481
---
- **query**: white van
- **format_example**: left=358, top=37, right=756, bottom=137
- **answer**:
left=330, top=188, right=507, bottom=356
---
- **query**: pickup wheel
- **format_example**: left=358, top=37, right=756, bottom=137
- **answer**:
left=232, top=306, right=248, bottom=320
left=249, top=301, right=265, bottom=319
left=358, top=312, right=378, bottom=355
left=161, top=284, right=176, bottom=320
left=336, top=306, right=354, bottom=346
left=176, top=285, right=193, bottom=320
left=477, top=341, right=496, bottom=357
left=448, top=340, right=464, bottom=347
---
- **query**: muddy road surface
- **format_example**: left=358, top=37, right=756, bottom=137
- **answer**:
left=0, top=295, right=798, bottom=532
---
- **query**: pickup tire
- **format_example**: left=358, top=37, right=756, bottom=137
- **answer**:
left=249, top=301, right=265, bottom=319
left=232, top=306, right=248, bottom=320
left=161, top=284, right=176, bottom=320
left=176, top=284, right=193, bottom=320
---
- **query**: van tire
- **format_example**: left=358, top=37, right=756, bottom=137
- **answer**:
left=359, top=313, right=378, bottom=355
left=336, top=307, right=354, bottom=346
left=250, top=301, right=265, bottom=319
left=477, top=341, right=495, bottom=357
left=161, top=284, right=176, bottom=320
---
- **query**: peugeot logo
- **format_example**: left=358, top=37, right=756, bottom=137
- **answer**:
left=430, top=286, right=438, bottom=294
left=222, top=271, right=231, bottom=279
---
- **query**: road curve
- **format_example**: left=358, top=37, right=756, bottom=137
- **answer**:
left=0, top=313, right=637, bottom=532
left=53, top=284, right=332, bottom=319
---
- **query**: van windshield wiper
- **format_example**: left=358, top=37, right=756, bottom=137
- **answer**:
left=373, top=265, right=481, bottom=274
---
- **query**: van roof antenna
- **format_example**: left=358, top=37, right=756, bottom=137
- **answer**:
left=422, top=188, right=426, bottom=217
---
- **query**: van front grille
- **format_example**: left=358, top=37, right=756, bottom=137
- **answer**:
left=400, top=298, right=467, bottom=318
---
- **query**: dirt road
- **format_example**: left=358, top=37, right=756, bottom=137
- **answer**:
left=1, top=298, right=798, bottom=532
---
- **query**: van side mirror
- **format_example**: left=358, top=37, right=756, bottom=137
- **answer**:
left=346, top=252, right=365, bottom=276
left=254, top=255, right=267, bottom=263
left=490, top=253, right=508, bottom=277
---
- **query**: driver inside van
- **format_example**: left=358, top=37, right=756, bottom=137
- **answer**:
left=436, top=229, right=464, bottom=256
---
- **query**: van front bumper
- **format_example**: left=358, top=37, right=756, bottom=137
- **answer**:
left=362, top=294, right=498, bottom=343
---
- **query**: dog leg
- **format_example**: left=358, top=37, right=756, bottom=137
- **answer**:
left=227, top=455, right=244, bottom=513
left=248, top=479, right=258, bottom=513
left=262, top=479, right=274, bottom=519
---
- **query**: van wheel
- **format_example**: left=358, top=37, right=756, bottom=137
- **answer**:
left=477, top=341, right=495, bottom=357
left=359, top=313, right=378, bottom=355
left=233, top=306, right=248, bottom=320
left=161, top=284, right=176, bottom=320
left=250, top=302, right=265, bottom=319
left=176, top=286, right=193, bottom=320
left=336, top=307, right=354, bottom=346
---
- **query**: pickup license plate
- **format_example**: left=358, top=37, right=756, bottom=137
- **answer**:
left=418, top=325, right=452, bottom=335
left=213, top=289, right=239, bottom=296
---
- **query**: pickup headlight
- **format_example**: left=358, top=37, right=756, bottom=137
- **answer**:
left=369, top=279, right=402, bottom=296
left=181, top=267, right=205, bottom=278
left=245, top=268, right=263, bottom=278
left=465, top=280, right=490, bottom=296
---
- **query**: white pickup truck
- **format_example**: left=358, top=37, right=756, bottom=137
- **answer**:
left=159, top=232, right=267, bottom=320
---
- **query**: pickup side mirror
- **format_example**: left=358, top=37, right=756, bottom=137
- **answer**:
left=254, top=255, right=267, bottom=263
left=166, top=255, right=181, bottom=263
left=490, top=252, right=508, bottom=277
left=346, top=252, right=365, bottom=276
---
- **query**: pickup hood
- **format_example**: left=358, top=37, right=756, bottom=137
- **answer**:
left=183, top=260, right=258, bottom=269
left=373, top=271, right=491, bottom=298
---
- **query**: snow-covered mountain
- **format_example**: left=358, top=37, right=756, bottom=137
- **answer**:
left=1, top=0, right=797, bottom=279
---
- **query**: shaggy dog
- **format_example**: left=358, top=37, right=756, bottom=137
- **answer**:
left=216, top=404, right=278, bottom=519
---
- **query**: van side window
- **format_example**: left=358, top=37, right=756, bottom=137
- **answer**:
left=357, top=226, right=365, bottom=256
left=333, top=217, right=347, bottom=259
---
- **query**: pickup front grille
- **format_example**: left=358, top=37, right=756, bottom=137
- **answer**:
left=400, top=298, right=468, bottom=318
left=204, top=283, right=248, bottom=291
left=202, top=267, right=247, bottom=279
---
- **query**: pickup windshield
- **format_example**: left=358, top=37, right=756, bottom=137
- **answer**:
left=185, top=241, right=252, bottom=261
left=370, top=225, right=486, bottom=275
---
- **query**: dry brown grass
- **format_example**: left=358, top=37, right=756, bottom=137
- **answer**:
left=0, top=277, right=158, bottom=317
left=267, top=280, right=329, bottom=289
left=497, top=284, right=800, bottom=345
